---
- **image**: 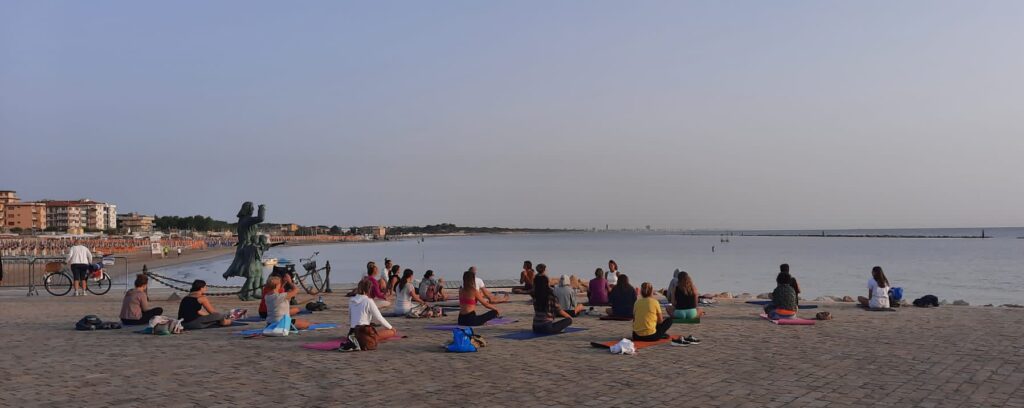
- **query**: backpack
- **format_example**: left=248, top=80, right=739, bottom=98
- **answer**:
left=406, top=304, right=444, bottom=319
left=354, top=325, right=379, bottom=350
left=913, top=295, right=940, bottom=308
left=76, top=315, right=103, bottom=331
left=815, top=311, right=833, bottom=320
left=445, top=327, right=477, bottom=353
left=306, top=301, right=329, bottom=312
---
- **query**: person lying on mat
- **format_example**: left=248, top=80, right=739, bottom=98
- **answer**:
left=417, top=270, right=446, bottom=302
left=766, top=270, right=799, bottom=320
left=858, top=266, right=891, bottom=309
left=120, top=273, right=164, bottom=325
left=666, top=271, right=704, bottom=320
left=349, top=279, right=396, bottom=345
left=632, top=282, right=673, bottom=341
left=605, top=274, right=637, bottom=318
left=178, top=280, right=233, bottom=330
left=512, top=260, right=536, bottom=295
left=588, top=268, right=610, bottom=306
left=533, top=274, right=574, bottom=334
left=392, top=269, right=428, bottom=316
left=264, top=276, right=310, bottom=330
left=467, top=266, right=510, bottom=304
left=458, top=270, right=502, bottom=326
left=554, top=274, right=585, bottom=317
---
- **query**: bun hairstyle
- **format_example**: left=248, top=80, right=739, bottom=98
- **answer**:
left=134, top=274, right=148, bottom=288
left=640, top=282, right=654, bottom=298
left=189, top=279, right=207, bottom=292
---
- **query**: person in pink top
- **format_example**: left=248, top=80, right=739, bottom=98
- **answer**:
left=587, top=268, right=610, bottom=305
left=363, top=261, right=391, bottom=309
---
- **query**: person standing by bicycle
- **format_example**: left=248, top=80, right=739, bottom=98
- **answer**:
left=66, top=243, right=93, bottom=296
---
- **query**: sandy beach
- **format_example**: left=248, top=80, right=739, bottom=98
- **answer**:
left=1, top=283, right=1021, bottom=407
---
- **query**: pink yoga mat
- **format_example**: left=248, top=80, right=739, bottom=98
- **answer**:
left=301, top=334, right=402, bottom=351
left=760, top=313, right=816, bottom=325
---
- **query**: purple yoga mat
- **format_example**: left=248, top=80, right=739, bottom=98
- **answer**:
left=424, top=318, right=518, bottom=330
left=760, top=313, right=816, bottom=325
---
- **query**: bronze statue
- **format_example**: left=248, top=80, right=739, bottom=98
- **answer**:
left=223, top=201, right=266, bottom=300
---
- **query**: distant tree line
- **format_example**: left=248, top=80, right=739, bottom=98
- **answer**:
left=153, top=215, right=233, bottom=232
left=387, top=223, right=568, bottom=235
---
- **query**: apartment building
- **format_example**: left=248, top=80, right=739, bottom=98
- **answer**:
left=4, top=202, right=47, bottom=231
left=117, top=212, right=155, bottom=234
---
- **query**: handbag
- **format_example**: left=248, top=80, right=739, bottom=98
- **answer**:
left=354, top=325, right=379, bottom=350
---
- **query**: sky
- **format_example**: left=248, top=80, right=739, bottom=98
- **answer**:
left=2, top=1, right=1023, bottom=230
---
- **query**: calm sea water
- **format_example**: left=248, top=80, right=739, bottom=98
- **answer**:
left=158, top=229, right=1024, bottom=305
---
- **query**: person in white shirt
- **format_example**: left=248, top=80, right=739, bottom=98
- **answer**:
left=66, top=244, right=94, bottom=296
left=465, top=266, right=509, bottom=304
left=264, top=276, right=310, bottom=330
left=346, top=279, right=396, bottom=349
left=858, top=266, right=891, bottom=309
left=606, top=260, right=620, bottom=288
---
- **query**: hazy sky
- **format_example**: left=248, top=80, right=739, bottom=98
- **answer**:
left=2, top=1, right=1023, bottom=229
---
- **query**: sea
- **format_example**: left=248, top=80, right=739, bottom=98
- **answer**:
left=157, top=228, right=1024, bottom=305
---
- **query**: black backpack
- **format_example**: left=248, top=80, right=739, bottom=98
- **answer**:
left=76, top=315, right=103, bottom=331
left=306, top=301, right=329, bottom=312
left=913, top=295, right=940, bottom=308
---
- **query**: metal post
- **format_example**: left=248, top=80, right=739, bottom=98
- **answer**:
left=323, top=261, right=332, bottom=293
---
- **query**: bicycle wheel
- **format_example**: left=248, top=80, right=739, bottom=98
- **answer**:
left=309, top=268, right=325, bottom=293
left=87, top=273, right=112, bottom=296
left=44, top=272, right=73, bottom=296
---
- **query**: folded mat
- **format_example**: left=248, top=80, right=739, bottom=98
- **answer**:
left=759, top=313, right=816, bottom=325
left=857, top=305, right=898, bottom=312
left=236, top=323, right=337, bottom=336
left=424, top=317, right=517, bottom=330
left=496, top=327, right=587, bottom=340
left=301, top=333, right=403, bottom=351
left=745, top=301, right=818, bottom=309
left=590, top=335, right=681, bottom=349
left=598, top=315, right=633, bottom=321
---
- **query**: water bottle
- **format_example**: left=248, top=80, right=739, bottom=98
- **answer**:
left=317, top=295, right=323, bottom=304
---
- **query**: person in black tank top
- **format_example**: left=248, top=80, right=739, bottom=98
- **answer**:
left=178, top=280, right=232, bottom=330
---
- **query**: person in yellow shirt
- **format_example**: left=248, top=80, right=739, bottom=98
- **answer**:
left=632, top=282, right=673, bottom=341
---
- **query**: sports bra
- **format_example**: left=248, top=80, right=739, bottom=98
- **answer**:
left=459, top=291, right=477, bottom=306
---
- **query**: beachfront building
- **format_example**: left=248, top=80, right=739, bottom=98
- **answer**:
left=117, top=212, right=155, bottom=234
left=39, top=199, right=117, bottom=233
left=356, top=226, right=387, bottom=239
left=0, top=190, right=19, bottom=231
left=4, top=202, right=47, bottom=231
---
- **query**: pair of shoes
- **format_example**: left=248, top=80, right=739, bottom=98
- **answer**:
left=684, top=335, right=701, bottom=344
left=338, top=334, right=360, bottom=352
left=670, top=338, right=690, bottom=346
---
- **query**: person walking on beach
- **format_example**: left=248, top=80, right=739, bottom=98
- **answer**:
left=66, top=243, right=93, bottom=296
left=176, top=247, right=182, bottom=257
left=162, top=245, right=169, bottom=258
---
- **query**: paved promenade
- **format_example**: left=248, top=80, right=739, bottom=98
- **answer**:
left=1, top=290, right=1022, bottom=407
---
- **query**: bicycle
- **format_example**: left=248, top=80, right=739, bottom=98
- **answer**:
left=42, top=262, right=112, bottom=296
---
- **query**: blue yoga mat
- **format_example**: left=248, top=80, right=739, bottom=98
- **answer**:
left=237, top=323, right=337, bottom=336
left=745, top=301, right=818, bottom=310
left=496, top=327, right=587, bottom=340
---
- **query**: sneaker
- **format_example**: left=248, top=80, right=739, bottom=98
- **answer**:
left=71, top=291, right=78, bottom=297
left=347, top=334, right=361, bottom=351
left=684, top=335, right=701, bottom=344
left=337, top=342, right=359, bottom=352
left=670, top=338, right=690, bottom=346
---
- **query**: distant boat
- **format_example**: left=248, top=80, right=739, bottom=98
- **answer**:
left=262, top=258, right=278, bottom=266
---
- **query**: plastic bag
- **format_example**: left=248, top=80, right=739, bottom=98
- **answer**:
left=445, top=327, right=477, bottom=353
left=609, top=338, right=636, bottom=355
left=263, top=313, right=292, bottom=337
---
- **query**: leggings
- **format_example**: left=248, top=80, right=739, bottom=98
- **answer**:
left=121, top=307, right=164, bottom=326
left=532, top=318, right=572, bottom=334
left=182, top=313, right=225, bottom=330
left=457, top=310, right=498, bottom=326
left=632, top=318, right=673, bottom=341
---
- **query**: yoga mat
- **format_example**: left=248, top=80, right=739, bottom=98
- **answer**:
left=672, top=317, right=701, bottom=324
left=745, top=301, right=819, bottom=310
left=301, top=334, right=403, bottom=351
left=759, top=313, right=816, bottom=325
left=598, top=315, right=633, bottom=321
left=238, top=309, right=316, bottom=322
left=496, top=327, right=587, bottom=340
left=590, top=335, right=681, bottom=349
left=424, top=317, right=518, bottom=331
left=236, top=323, right=338, bottom=336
